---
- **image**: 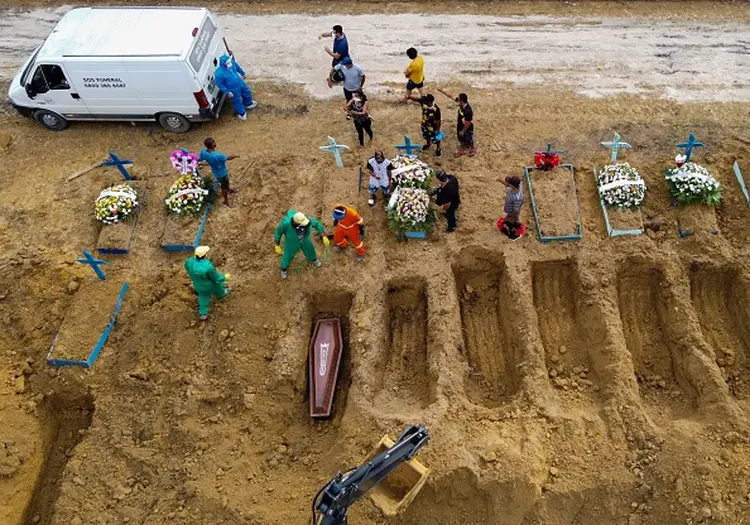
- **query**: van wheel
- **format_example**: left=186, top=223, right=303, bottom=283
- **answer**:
left=158, top=113, right=191, bottom=133
left=34, top=110, right=68, bottom=131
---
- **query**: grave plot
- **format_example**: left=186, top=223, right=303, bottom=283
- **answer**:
left=48, top=280, right=128, bottom=367
left=531, top=260, right=601, bottom=403
left=618, top=261, right=697, bottom=421
left=454, top=262, right=518, bottom=408
left=307, top=292, right=353, bottom=421
left=525, top=166, right=582, bottom=241
left=690, top=266, right=750, bottom=400
left=594, top=133, right=646, bottom=237
left=377, top=281, right=436, bottom=410
left=664, top=134, right=722, bottom=238
left=96, top=181, right=148, bottom=255
left=24, top=393, right=94, bottom=525
left=674, top=203, right=720, bottom=238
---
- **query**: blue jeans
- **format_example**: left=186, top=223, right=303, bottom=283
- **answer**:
left=229, top=84, right=253, bottom=116
left=369, top=184, right=389, bottom=196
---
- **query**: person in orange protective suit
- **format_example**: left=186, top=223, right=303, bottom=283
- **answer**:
left=332, top=204, right=365, bottom=261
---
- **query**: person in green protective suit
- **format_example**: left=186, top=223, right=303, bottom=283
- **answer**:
left=184, top=245, right=231, bottom=320
left=274, top=210, right=329, bottom=280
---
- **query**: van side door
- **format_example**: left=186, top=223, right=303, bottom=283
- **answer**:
left=25, top=64, right=91, bottom=117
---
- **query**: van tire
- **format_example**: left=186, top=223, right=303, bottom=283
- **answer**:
left=34, top=110, right=68, bottom=131
left=158, top=113, right=191, bottom=133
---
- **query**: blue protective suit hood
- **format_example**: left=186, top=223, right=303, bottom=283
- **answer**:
left=215, top=54, right=247, bottom=94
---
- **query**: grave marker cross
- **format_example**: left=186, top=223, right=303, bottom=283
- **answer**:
left=101, top=151, right=134, bottom=180
left=676, top=133, right=704, bottom=163
left=395, top=135, right=422, bottom=156
left=319, top=136, right=350, bottom=168
left=76, top=249, right=109, bottom=280
left=601, top=132, right=631, bottom=163
left=536, top=143, right=566, bottom=156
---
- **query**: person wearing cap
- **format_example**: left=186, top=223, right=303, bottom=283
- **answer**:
left=274, top=210, right=329, bottom=280
left=184, top=246, right=231, bottom=320
left=329, top=57, right=366, bottom=117
left=366, top=151, right=393, bottom=206
left=214, top=53, right=257, bottom=121
left=437, top=87, right=476, bottom=157
left=433, top=169, right=461, bottom=232
left=497, top=175, right=525, bottom=240
left=320, top=25, right=350, bottom=67
left=332, top=204, right=365, bottom=261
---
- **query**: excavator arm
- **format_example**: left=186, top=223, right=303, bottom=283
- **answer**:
left=312, top=425, right=429, bottom=525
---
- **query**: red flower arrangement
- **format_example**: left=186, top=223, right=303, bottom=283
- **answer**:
left=534, top=152, right=561, bottom=171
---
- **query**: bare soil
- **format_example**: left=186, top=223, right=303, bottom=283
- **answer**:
left=528, top=167, right=581, bottom=238
left=2, top=3, right=750, bottom=525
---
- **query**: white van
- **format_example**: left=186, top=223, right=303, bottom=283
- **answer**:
left=8, top=6, right=230, bottom=133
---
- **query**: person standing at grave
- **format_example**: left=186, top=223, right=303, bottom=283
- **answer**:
left=199, top=137, right=238, bottom=207
left=329, top=57, right=366, bottom=118
left=184, top=246, right=231, bottom=321
left=437, top=87, right=476, bottom=158
left=402, top=47, right=425, bottom=101
left=332, top=204, right=365, bottom=261
left=215, top=54, right=257, bottom=121
left=407, top=93, right=442, bottom=158
left=366, top=151, right=393, bottom=206
left=433, top=169, right=461, bottom=232
left=345, top=90, right=373, bottom=147
left=497, top=175, right=526, bottom=240
left=274, top=210, right=329, bottom=280
left=320, top=25, right=350, bottom=68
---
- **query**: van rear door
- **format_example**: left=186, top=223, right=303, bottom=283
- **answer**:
left=187, top=12, right=227, bottom=118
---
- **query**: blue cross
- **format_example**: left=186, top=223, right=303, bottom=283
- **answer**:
left=319, top=136, right=350, bottom=168
left=101, top=151, right=134, bottom=180
left=601, top=132, right=631, bottom=163
left=76, top=249, right=109, bottom=280
left=676, top=133, right=704, bottom=163
left=536, top=143, right=566, bottom=156
left=395, top=135, right=422, bottom=157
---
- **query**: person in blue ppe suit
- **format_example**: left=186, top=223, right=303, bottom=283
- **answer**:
left=215, top=54, right=257, bottom=121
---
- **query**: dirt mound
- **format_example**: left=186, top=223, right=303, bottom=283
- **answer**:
left=2, top=10, right=750, bottom=523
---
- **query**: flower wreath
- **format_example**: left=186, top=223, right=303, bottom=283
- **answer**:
left=170, top=149, right=200, bottom=175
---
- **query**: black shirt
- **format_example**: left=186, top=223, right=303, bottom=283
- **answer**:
left=457, top=102, right=474, bottom=133
left=435, top=175, right=460, bottom=207
left=420, top=97, right=441, bottom=133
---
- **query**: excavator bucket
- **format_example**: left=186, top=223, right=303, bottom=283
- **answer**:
left=364, top=435, right=430, bottom=516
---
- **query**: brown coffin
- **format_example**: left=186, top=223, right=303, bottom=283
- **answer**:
left=309, top=318, right=344, bottom=418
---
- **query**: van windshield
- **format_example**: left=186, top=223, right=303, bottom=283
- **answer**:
left=20, top=47, right=42, bottom=86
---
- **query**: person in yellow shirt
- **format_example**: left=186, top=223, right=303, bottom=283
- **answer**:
left=402, top=47, right=425, bottom=101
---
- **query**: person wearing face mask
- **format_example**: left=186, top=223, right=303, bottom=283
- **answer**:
left=345, top=90, right=373, bottom=146
left=274, top=210, right=329, bottom=280
left=215, top=53, right=257, bottom=121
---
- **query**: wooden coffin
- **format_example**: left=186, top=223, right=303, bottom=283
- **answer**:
left=309, top=318, right=344, bottom=418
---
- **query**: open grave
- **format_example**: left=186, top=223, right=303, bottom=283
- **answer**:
left=377, top=280, right=436, bottom=410
left=307, top=292, right=353, bottom=421
left=618, top=260, right=697, bottom=422
left=23, top=393, right=94, bottom=525
left=531, top=260, right=601, bottom=405
left=454, top=257, right=518, bottom=408
left=690, top=265, right=750, bottom=400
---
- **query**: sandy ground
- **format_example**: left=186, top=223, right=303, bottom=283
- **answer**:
left=2, top=5, right=750, bottom=101
left=2, top=2, right=750, bottom=525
